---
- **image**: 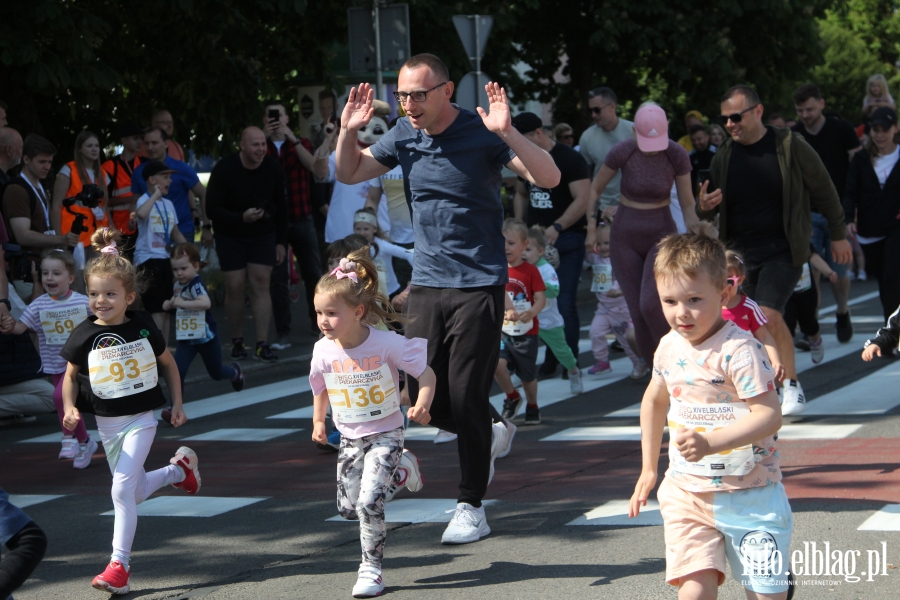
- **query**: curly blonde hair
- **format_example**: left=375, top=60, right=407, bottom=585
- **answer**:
left=315, top=247, right=403, bottom=329
left=84, top=228, right=146, bottom=294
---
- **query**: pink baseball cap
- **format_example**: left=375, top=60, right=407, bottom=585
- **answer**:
left=634, top=104, right=669, bottom=152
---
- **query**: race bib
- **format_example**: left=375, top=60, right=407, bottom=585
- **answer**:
left=502, top=295, right=533, bottom=336
left=149, top=212, right=167, bottom=234
left=39, top=305, right=88, bottom=345
left=591, top=263, right=613, bottom=293
left=325, top=363, right=400, bottom=423
left=667, top=397, right=754, bottom=477
left=794, top=263, right=811, bottom=292
left=175, top=309, right=206, bottom=340
left=87, top=339, right=158, bottom=399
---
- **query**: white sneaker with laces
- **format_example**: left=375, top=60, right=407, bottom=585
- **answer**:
left=59, top=436, right=78, bottom=459
left=386, top=449, right=424, bottom=502
left=441, top=502, right=491, bottom=544
left=351, top=564, right=384, bottom=598
left=73, top=437, right=98, bottom=469
left=498, top=420, right=516, bottom=459
left=569, top=369, right=583, bottom=395
left=630, top=361, right=650, bottom=379
left=809, top=336, right=825, bottom=364
left=781, top=379, right=806, bottom=415
left=488, top=420, right=509, bottom=485
left=434, top=430, right=457, bottom=444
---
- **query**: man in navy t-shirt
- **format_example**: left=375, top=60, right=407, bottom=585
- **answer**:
left=132, top=128, right=209, bottom=241
left=335, top=53, right=560, bottom=548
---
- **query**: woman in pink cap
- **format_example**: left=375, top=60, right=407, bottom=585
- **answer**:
left=585, top=102, right=697, bottom=365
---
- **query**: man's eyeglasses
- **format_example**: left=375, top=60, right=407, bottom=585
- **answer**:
left=393, top=82, right=448, bottom=103
left=718, top=105, right=759, bottom=125
left=589, top=103, right=612, bottom=115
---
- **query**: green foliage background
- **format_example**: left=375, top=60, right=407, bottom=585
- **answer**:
left=1, top=0, right=896, bottom=161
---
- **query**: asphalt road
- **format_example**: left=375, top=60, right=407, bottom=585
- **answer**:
left=3, top=276, right=900, bottom=600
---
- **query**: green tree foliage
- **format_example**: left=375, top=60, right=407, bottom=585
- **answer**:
left=0, top=0, right=346, bottom=158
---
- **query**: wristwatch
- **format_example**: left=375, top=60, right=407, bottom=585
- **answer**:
left=0, top=299, right=11, bottom=310
left=202, top=223, right=213, bottom=231
left=551, top=223, right=563, bottom=233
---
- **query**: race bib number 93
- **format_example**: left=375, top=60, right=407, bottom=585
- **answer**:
left=88, top=339, right=158, bottom=399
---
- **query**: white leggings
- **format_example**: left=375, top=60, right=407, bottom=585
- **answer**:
left=96, top=411, right=183, bottom=565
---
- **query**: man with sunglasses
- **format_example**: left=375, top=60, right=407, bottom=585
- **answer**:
left=335, top=53, right=560, bottom=551
left=578, top=87, right=633, bottom=217
left=697, top=84, right=851, bottom=417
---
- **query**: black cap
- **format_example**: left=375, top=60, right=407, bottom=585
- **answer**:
left=141, top=160, right=176, bottom=182
left=870, top=106, right=897, bottom=129
left=511, top=112, right=543, bottom=135
left=116, top=122, right=144, bottom=139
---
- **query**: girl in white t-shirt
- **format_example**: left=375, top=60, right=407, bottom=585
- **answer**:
left=0, top=249, right=95, bottom=467
left=352, top=207, right=413, bottom=299
left=309, top=249, right=435, bottom=598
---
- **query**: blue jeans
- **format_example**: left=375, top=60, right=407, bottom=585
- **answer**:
left=174, top=337, right=236, bottom=391
left=553, top=230, right=586, bottom=358
left=810, top=212, right=848, bottom=278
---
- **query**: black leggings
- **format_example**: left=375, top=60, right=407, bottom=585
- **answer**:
left=861, top=230, right=900, bottom=320
left=0, top=521, right=47, bottom=597
left=784, top=285, right=820, bottom=338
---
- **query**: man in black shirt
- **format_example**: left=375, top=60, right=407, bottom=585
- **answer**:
left=511, top=112, right=590, bottom=369
left=698, top=84, right=851, bottom=416
left=688, top=124, right=717, bottom=193
left=792, top=83, right=861, bottom=342
left=206, top=126, right=287, bottom=362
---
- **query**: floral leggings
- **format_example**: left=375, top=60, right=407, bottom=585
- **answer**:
left=336, top=427, right=404, bottom=567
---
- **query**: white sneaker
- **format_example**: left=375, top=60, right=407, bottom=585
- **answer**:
left=73, top=437, right=97, bottom=469
left=781, top=379, right=806, bottom=415
left=809, top=336, right=825, bottom=364
left=441, top=502, right=491, bottom=544
left=488, top=420, right=509, bottom=485
left=386, top=449, right=424, bottom=502
left=630, top=361, right=650, bottom=379
left=351, top=564, right=384, bottom=598
left=498, top=420, right=516, bottom=459
left=569, top=369, right=583, bottom=395
left=59, top=436, right=79, bottom=459
left=434, top=429, right=458, bottom=444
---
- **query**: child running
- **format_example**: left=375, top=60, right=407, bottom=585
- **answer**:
left=585, top=224, right=647, bottom=378
left=0, top=249, right=96, bottom=467
left=496, top=218, right=546, bottom=424
left=785, top=246, right=832, bottom=365
left=522, top=225, right=583, bottom=397
left=352, top=207, right=413, bottom=300
left=309, top=248, right=434, bottom=598
left=630, top=228, right=792, bottom=600
left=163, top=243, right=244, bottom=393
left=862, top=301, right=900, bottom=361
left=59, top=229, right=200, bottom=595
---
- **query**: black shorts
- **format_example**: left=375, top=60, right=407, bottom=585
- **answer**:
left=499, top=332, right=539, bottom=383
left=215, top=232, right=277, bottom=271
left=740, top=245, right=802, bottom=315
left=138, top=258, right=174, bottom=314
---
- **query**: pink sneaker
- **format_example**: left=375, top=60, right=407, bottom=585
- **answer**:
left=587, top=360, right=611, bottom=375
left=91, top=560, right=130, bottom=594
left=171, top=446, right=201, bottom=494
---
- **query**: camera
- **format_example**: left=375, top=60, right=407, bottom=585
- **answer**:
left=3, top=244, right=41, bottom=282
left=63, top=183, right=103, bottom=209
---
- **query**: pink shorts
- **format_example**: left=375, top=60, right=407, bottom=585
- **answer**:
left=658, top=477, right=792, bottom=594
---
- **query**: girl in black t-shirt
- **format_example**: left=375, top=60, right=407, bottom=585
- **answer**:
left=59, top=229, right=201, bottom=596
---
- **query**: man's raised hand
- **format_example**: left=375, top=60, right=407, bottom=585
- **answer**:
left=477, top=82, right=512, bottom=135
left=342, top=83, right=375, bottom=132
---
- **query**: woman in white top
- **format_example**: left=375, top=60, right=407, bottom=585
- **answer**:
left=843, top=106, right=900, bottom=319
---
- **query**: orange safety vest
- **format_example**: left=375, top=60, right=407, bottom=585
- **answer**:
left=60, top=161, right=109, bottom=246
left=101, top=155, right=142, bottom=234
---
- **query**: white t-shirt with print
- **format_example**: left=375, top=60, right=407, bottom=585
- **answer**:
left=134, top=193, right=179, bottom=265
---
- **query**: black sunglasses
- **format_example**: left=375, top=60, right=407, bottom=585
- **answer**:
left=589, top=103, right=613, bottom=115
left=718, top=105, right=759, bottom=125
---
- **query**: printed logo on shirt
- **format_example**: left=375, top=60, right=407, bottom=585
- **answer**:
left=140, top=329, right=150, bottom=338
left=330, top=355, right=384, bottom=373
left=92, top=334, right=128, bottom=350
left=529, top=188, right=552, bottom=209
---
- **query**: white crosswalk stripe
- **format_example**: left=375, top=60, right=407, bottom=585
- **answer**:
left=858, top=505, right=900, bottom=531
left=100, top=496, right=268, bottom=518
left=567, top=500, right=662, bottom=526
left=180, top=428, right=301, bottom=442
left=7, top=495, right=66, bottom=508
left=326, top=498, right=498, bottom=524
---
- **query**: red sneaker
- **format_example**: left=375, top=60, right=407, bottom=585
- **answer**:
left=91, top=560, right=130, bottom=594
left=170, top=446, right=201, bottom=494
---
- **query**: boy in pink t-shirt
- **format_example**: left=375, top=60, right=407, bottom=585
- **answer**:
left=630, top=229, right=792, bottom=599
